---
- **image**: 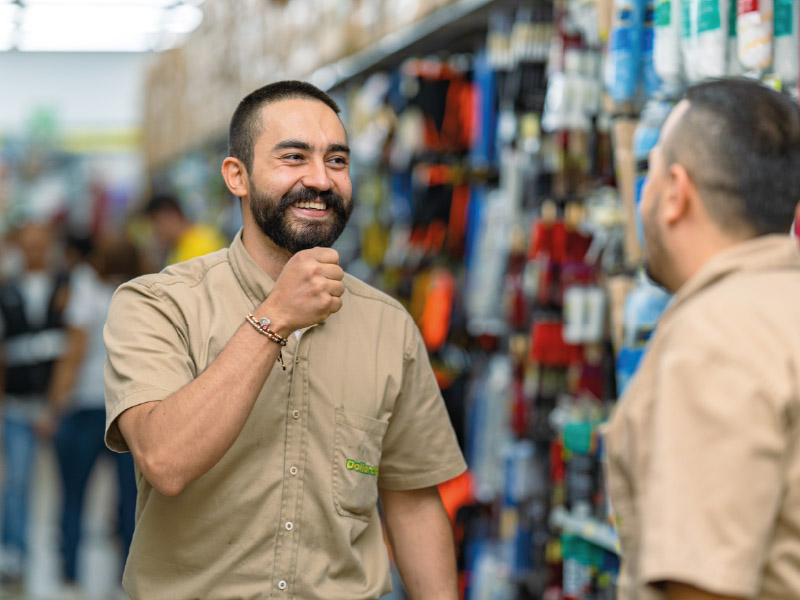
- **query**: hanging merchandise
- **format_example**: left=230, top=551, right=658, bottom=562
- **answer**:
left=681, top=0, right=728, bottom=83
left=726, top=0, right=746, bottom=76
left=737, top=0, right=774, bottom=73
left=639, top=0, right=664, bottom=98
left=605, top=0, right=643, bottom=105
left=773, top=0, right=799, bottom=86
left=615, top=270, right=671, bottom=394
left=654, top=0, right=684, bottom=93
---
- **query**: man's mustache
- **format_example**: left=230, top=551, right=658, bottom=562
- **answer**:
left=279, top=187, right=347, bottom=213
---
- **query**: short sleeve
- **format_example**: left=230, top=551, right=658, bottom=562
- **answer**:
left=378, top=321, right=467, bottom=490
left=639, top=334, right=788, bottom=596
left=104, top=281, right=196, bottom=452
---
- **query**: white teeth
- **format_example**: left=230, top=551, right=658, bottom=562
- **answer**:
left=294, top=200, right=327, bottom=210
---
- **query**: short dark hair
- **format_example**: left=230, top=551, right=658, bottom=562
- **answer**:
left=144, top=193, right=184, bottom=217
left=664, top=78, right=800, bottom=236
left=228, top=80, right=341, bottom=175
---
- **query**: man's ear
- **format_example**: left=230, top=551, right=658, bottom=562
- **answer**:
left=221, top=157, right=249, bottom=198
left=662, top=163, right=696, bottom=226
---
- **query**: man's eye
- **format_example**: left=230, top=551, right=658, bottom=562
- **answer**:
left=283, top=154, right=303, bottom=161
left=329, top=156, right=349, bottom=166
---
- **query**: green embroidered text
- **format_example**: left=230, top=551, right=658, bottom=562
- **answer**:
left=346, top=459, right=379, bottom=477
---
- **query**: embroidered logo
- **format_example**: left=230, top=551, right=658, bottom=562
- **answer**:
left=346, top=459, right=379, bottom=477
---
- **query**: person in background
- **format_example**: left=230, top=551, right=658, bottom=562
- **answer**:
left=143, top=193, right=227, bottom=265
left=606, top=79, right=800, bottom=600
left=39, top=234, right=140, bottom=598
left=0, top=220, right=69, bottom=590
left=104, top=80, right=466, bottom=600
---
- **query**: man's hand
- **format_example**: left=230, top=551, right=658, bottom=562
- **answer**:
left=259, top=247, right=344, bottom=336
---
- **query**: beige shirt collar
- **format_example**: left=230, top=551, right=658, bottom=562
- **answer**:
left=228, top=229, right=276, bottom=305
left=667, top=234, right=799, bottom=315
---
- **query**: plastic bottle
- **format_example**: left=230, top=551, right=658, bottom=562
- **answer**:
left=680, top=0, right=699, bottom=82
left=639, top=0, right=664, bottom=97
left=773, top=0, right=799, bottom=85
left=683, top=0, right=727, bottom=81
left=616, top=270, right=671, bottom=395
left=653, top=0, right=683, bottom=93
left=726, top=0, right=745, bottom=75
left=605, top=0, right=642, bottom=104
left=738, top=0, right=774, bottom=73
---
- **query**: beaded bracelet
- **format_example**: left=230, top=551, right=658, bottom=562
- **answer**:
left=246, top=313, right=288, bottom=370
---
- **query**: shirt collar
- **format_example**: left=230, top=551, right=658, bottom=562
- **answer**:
left=228, top=228, right=276, bottom=305
left=670, top=234, right=800, bottom=312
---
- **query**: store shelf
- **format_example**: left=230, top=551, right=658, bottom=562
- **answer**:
left=309, top=0, right=521, bottom=91
left=549, top=506, right=621, bottom=554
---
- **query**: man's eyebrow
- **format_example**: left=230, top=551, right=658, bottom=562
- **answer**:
left=328, top=143, right=350, bottom=154
left=271, top=140, right=350, bottom=155
left=272, top=139, right=312, bottom=152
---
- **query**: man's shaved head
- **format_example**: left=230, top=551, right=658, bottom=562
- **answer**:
left=660, top=79, right=800, bottom=237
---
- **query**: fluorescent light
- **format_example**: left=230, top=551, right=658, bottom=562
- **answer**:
left=22, top=5, right=163, bottom=33
left=4, top=0, right=205, bottom=52
left=0, top=3, right=18, bottom=26
left=17, top=30, right=158, bottom=51
left=23, top=0, right=177, bottom=6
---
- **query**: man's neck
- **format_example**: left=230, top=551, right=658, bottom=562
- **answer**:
left=241, top=226, right=291, bottom=281
left=674, top=227, right=754, bottom=291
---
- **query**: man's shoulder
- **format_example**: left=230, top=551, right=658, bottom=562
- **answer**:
left=126, top=248, right=232, bottom=296
left=342, top=273, right=408, bottom=316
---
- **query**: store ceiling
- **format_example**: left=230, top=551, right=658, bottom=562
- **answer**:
left=0, top=0, right=204, bottom=52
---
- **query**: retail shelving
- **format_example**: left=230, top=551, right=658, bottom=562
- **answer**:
left=549, top=506, right=621, bottom=554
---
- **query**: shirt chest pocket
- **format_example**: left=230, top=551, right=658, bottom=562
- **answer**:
left=332, top=407, right=389, bottom=522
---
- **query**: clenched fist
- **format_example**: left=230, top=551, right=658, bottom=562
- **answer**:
left=256, top=247, right=344, bottom=337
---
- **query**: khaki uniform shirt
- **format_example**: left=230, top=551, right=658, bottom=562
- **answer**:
left=606, top=235, right=800, bottom=600
left=104, top=232, right=466, bottom=600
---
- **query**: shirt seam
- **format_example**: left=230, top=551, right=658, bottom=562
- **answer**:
left=342, top=279, right=407, bottom=313
left=378, top=461, right=467, bottom=490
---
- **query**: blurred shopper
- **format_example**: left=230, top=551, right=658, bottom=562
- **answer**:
left=0, top=221, right=69, bottom=589
left=40, top=235, right=139, bottom=596
left=104, top=81, right=466, bottom=600
left=606, top=79, right=800, bottom=600
left=143, top=193, right=226, bottom=265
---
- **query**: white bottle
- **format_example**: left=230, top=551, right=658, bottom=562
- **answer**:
left=654, top=0, right=683, bottom=92
left=738, top=0, right=774, bottom=73
left=773, top=0, right=799, bottom=85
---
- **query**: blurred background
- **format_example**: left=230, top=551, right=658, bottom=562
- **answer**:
left=0, top=0, right=797, bottom=599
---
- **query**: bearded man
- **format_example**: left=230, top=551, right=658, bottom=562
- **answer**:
left=104, top=81, right=465, bottom=600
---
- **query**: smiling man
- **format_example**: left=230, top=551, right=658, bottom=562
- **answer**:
left=606, top=79, right=800, bottom=600
left=103, top=81, right=466, bottom=600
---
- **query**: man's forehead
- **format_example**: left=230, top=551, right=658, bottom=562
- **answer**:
left=259, top=98, right=343, bottom=129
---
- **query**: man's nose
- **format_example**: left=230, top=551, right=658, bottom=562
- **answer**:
left=301, top=157, right=333, bottom=192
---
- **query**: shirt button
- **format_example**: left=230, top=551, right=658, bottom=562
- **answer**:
left=291, top=409, right=300, bottom=419
left=278, top=580, right=287, bottom=590
left=289, top=466, right=298, bottom=476
left=285, top=521, right=293, bottom=531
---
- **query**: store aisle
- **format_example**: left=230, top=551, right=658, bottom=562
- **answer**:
left=1, top=443, right=125, bottom=600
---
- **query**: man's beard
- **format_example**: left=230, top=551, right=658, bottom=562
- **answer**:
left=641, top=194, right=670, bottom=291
left=249, top=182, right=352, bottom=254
